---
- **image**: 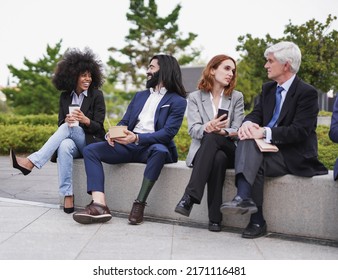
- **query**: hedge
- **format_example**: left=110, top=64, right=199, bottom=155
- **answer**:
left=0, top=113, right=336, bottom=170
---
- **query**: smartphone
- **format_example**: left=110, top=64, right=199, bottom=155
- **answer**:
left=217, top=108, right=228, bottom=120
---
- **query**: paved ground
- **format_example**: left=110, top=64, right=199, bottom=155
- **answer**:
left=1, top=155, right=337, bottom=261
left=1, top=155, right=338, bottom=279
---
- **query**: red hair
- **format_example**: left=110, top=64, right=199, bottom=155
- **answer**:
left=198, top=54, right=237, bottom=96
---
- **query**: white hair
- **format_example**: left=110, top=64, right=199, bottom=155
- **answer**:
left=264, top=41, right=302, bottom=73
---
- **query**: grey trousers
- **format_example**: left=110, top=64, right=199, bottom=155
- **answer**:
left=235, top=139, right=289, bottom=206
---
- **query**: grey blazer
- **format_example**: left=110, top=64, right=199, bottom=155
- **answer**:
left=185, top=89, right=245, bottom=167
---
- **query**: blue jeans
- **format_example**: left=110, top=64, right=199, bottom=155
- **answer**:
left=28, top=123, right=86, bottom=196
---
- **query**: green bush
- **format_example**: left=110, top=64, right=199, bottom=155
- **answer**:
left=318, top=110, right=333, bottom=117
left=0, top=113, right=58, bottom=125
left=0, top=124, right=57, bottom=154
left=175, top=118, right=191, bottom=161
left=317, top=125, right=337, bottom=170
left=0, top=114, right=337, bottom=170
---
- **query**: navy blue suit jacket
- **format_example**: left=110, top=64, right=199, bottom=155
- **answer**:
left=118, top=89, right=187, bottom=162
left=329, top=97, right=338, bottom=180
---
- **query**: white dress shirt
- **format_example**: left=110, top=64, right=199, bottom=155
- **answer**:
left=71, top=90, right=88, bottom=107
left=209, top=89, right=224, bottom=116
left=133, top=87, right=167, bottom=133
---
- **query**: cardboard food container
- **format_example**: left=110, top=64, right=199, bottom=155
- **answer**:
left=109, top=126, right=127, bottom=139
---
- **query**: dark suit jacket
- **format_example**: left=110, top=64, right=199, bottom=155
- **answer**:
left=51, top=88, right=106, bottom=162
left=245, top=76, right=328, bottom=177
left=329, top=96, right=338, bottom=180
left=118, top=89, right=187, bottom=162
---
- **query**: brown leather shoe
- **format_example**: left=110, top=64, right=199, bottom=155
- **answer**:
left=73, top=200, right=112, bottom=224
left=128, top=200, right=146, bottom=225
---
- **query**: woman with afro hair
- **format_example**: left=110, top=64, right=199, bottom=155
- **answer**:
left=10, top=47, right=106, bottom=214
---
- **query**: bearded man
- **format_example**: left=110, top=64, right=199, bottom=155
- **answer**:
left=73, top=55, right=187, bottom=225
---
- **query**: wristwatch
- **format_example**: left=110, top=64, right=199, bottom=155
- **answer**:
left=262, top=128, right=267, bottom=138
left=134, top=134, right=140, bottom=145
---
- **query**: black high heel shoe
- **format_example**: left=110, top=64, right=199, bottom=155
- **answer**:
left=10, top=149, right=31, bottom=176
left=63, top=195, right=74, bottom=214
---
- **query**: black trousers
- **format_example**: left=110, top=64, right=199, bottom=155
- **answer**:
left=235, top=139, right=289, bottom=206
left=185, top=133, right=236, bottom=223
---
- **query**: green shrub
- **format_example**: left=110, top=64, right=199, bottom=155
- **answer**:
left=317, top=125, right=337, bottom=170
left=318, top=110, right=333, bottom=117
left=0, top=113, right=57, bottom=125
left=0, top=124, right=57, bottom=154
left=175, top=118, right=191, bottom=161
left=0, top=114, right=337, bottom=171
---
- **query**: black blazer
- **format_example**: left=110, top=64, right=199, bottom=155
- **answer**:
left=51, top=88, right=106, bottom=162
left=245, top=76, right=327, bottom=177
left=58, top=88, right=106, bottom=144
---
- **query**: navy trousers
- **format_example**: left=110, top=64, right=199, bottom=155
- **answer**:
left=83, top=141, right=174, bottom=194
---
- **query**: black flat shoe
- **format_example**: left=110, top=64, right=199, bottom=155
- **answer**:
left=174, top=193, right=195, bottom=217
left=208, top=221, right=221, bottom=232
left=10, top=149, right=31, bottom=176
left=220, top=195, right=257, bottom=215
left=242, top=222, right=267, bottom=239
left=63, top=195, right=74, bottom=214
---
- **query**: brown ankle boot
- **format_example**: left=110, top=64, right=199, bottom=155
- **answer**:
left=128, top=200, right=146, bottom=225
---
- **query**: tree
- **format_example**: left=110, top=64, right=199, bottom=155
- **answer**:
left=236, top=34, right=276, bottom=109
left=236, top=14, right=338, bottom=109
left=102, top=82, right=135, bottom=119
left=107, top=0, right=200, bottom=90
left=283, top=14, right=338, bottom=92
left=3, top=41, right=63, bottom=114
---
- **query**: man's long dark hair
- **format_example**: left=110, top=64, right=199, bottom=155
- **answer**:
left=52, top=47, right=105, bottom=92
left=150, top=55, right=187, bottom=98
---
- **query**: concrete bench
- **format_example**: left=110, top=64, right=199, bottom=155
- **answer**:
left=73, top=160, right=338, bottom=241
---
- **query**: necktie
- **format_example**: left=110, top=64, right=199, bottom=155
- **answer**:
left=267, top=86, right=284, bottom=128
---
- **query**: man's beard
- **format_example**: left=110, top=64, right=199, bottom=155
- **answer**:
left=146, top=71, right=159, bottom=89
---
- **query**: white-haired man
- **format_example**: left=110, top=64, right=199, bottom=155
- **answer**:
left=220, top=41, right=328, bottom=238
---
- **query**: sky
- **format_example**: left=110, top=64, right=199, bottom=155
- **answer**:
left=1, top=0, right=337, bottom=87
